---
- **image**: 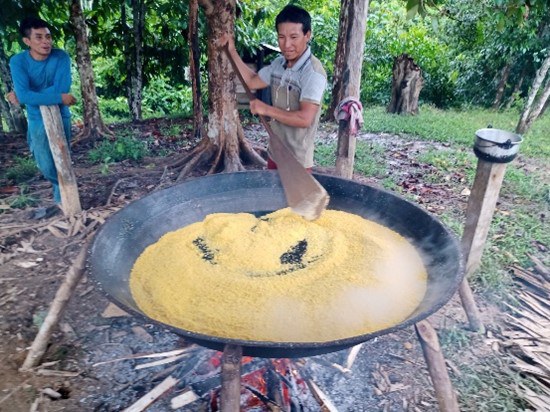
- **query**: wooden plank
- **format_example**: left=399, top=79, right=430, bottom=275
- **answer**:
left=40, top=105, right=81, bottom=216
left=461, top=160, right=507, bottom=277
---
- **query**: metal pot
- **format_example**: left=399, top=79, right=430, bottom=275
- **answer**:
left=88, top=171, right=464, bottom=358
left=474, top=128, right=522, bottom=163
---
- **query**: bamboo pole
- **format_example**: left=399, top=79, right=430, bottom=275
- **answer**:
left=40, top=105, right=81, bottom=216
left=20, top=242, right=88, bottom=371
left=415, top=320, right=460, bottom=412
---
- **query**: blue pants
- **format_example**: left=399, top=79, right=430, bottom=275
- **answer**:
left=27, top=117, right=72, bottom=204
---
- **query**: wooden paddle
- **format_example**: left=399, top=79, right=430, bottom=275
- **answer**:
left=223, top=45, right=329, bottom=220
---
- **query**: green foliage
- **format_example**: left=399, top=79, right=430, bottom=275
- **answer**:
left=88, top=130, right=150, bottom=164
left=354, top=142, right=388, bottom=178
left=99, top=97, right=131, bottom=123
left=8, top=185, right=39, bottom=209
left=142, top=77, right=193, bottom=118
left=3, top=156, right=38, bottom=183
left=314, top=142, right=337, bottom=166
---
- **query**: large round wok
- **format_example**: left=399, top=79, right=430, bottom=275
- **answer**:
left=88, top=171, right=463, bottom=358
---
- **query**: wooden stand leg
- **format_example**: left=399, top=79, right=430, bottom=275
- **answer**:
left=458, top=279, right=484, bottom=333
left=415, top=320, right=459, bottom=412
left=220, top=344, right=242, bottom=412
left=459, top=160, right=507, bottom=331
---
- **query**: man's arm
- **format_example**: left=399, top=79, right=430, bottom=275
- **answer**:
left=250, top=99, right=320, bottom=128
left=218, top=33, right=268, bottom=91
left=9, top=51, right=76, bottom=107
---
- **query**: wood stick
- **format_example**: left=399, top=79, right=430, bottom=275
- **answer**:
left=458, top=279, right=485, bottom=333
left=122, top=375, right=178, bottom=412
left=459, top=160, right=508, bottom=331
left=40, top=105, right=81, bottom=216
left=135, top=353, right=188, bottom=370
left=305, top=379, right=339, bottom=412
left=415, top=320, right=460, bottom=412
left=345, top=343, right=363, bottom=370
left=220, top=344, right=242, bottom=412
left=171, top=389, right=200, bottom=409
left=92, top=347, right=195, bottom=367
left=20, top=242, right=89, bottom=371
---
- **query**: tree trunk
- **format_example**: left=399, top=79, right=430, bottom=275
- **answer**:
left=520, top=76, right=550, bottom=133
left=132, top=0, right=145, bottom=120
left=171, top=0, right=265, bottom=179
left=387, top=54, right=423, bottom=115
left=70, top=0, right=113, bottom=141
left=516, top=50, right=550, bottom=134
left=331, top=0, right=370, bottom=179
left=492, top=62, right=511, bottom=110
left=0, top=42, right=27, bottom=133
left=189, top=0, right=203, bottom=140
left=121, top=2, right=143, bottom=122
left=0, top=86, right=11, bottom=132
left=130, top=0, right=145, bottom=121
left=328, top=0, right=369, bottom=122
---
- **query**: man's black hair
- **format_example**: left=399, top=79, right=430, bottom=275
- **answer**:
left=275, top=4, right=311, bottom=34
left=19, top=17, right=50, bottom=38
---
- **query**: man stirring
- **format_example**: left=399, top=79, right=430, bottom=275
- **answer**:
left=220, top=4, right=327, bottom=171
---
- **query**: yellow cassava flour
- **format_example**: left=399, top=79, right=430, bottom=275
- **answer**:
left=130, top=208, right=427, bottom=342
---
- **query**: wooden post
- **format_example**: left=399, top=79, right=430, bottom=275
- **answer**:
left=40, top=105, right=81, bottom=216
left=459, top=160, right=507, bottom=331
left=20, top=242, right=88, bottom=371
left=220, top=344, right=242, bottom=412
left=415, top=320, right=460, bottom=412
left=333, top=0, right=369, bottom=179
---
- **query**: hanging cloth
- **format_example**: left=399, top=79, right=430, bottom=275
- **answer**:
left=334, top=97, right=364, bottom=135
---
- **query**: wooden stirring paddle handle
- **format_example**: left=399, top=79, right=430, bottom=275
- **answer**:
left=223, top=45, right=329, bottom=220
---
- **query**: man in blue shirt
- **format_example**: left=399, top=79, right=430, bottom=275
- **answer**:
left=9, top=17, right=77, bottom=206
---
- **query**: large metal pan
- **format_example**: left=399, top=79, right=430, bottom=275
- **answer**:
left=88, top=171, right=463, bottom=358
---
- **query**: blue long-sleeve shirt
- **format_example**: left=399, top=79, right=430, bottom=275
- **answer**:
left=9, top=48, right=72, bottom=122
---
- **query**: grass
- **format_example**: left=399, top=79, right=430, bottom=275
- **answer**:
left=453, top=358, right=532, bottom=412
left=363, top=105, right=550, bottom=159
left=3, top=156, right=38, bottom=183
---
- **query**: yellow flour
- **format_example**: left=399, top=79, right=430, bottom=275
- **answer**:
left=130, top=208, right=427, bottom=342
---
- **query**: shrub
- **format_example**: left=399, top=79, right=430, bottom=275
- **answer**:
left=88, top=131, right=151, bottom=164
left=4, top=156, right=38, bottom=183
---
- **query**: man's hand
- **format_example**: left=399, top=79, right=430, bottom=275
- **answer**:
left=61, top=93, right=77, bottom=106
left=216, top=32, right=236, bottom=53
left=250, top=99, right=270, bottom=117
left=6, top=91, right=19, bottom=105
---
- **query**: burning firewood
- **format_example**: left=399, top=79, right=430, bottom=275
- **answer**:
left=122, top=375, right=179, bottom=412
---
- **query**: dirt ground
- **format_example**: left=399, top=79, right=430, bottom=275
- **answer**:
left=0, top=119, right=542, bottom=411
